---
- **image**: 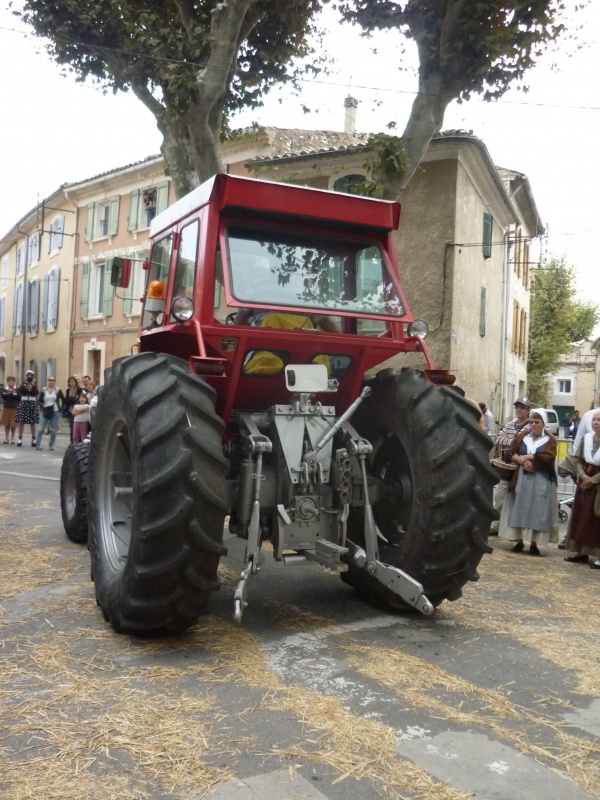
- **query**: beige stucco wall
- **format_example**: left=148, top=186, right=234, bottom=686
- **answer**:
left=447, top=160, right=505, bottom=404
left=394, top=158, right=458, bottom=372
left=0, top=194, right=76, bottom=389
left=69, top=160, right=172, bottom=383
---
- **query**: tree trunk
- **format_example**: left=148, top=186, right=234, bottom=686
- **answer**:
left=160, top=108, right=202, bottom=200
left=379, top=72, right=451, bottom=200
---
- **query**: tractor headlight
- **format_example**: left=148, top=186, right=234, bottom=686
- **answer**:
left=171, top=296, right=194, bottom=322
left=407, top=319, right=429, bottom=339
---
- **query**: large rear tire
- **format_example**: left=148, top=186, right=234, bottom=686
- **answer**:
left=88, top=353, right=229, bottom=635
left=343, top=369, right=495, bottom=609
left=60, top=443, right=89, bottom=544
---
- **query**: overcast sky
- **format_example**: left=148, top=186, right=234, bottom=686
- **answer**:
left=1, top=2, right=598, bottom=316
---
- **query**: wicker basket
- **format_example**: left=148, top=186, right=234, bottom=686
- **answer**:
left=490, top=458, right=517, bottom=481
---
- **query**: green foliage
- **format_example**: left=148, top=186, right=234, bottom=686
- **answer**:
left=339, top=1, right=584, bottom=197
left=527, top=257, right=599, bottom=405
left=14, top=0, right=325, bottom=194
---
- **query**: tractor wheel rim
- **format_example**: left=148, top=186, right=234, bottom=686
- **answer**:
left=65, top=469, right=77, bottom=519
left=99, top=417, right=134, bottom=574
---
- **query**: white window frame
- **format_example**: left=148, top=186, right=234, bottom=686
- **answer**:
left=556, top=378, right=572, bottom=395
left=125, top=259, right=146, bottom=317
left=91, top=261, right=106, bottom=317
left=96, top=202, right=111, bottom=239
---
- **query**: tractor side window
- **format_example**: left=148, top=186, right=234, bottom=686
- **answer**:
left=142, top=233, right=173, bottom=330
left=170, top=220, right=199, bottom=323
left=356, top=246, right=388, bottom=336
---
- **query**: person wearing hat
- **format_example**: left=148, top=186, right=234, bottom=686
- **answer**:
left=15, top=370, right=39, bottom=447
left=490, top=397, right=531, bottom=532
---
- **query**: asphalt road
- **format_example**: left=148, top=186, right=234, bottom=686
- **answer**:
left=0, top=431, right=599, bottom=800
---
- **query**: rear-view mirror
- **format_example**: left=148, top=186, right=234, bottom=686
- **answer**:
left=111, top=257, right=132, bottom=288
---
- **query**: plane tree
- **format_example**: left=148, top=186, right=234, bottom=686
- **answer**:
left=340, top=0, right=583, bottom=198
left=16, top=0, right=323, bottom=197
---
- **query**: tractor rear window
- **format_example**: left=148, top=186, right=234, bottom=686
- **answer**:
left=225, top=226, right=404, bottom=318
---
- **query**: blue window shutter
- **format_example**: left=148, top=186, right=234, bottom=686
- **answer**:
left=32, top=280, right=40, bottom=333
left=42, top=273, right=50, bottom=330
left=15, top=283, right=24, bottom=335
left=0, top=297, right=5, bottom=339
left=103, top=260, right=114, bottom=317
left=48, top=224, right=53, bottom=253
left=156, top=181, right=169, bottom=215
left=128, top=190, right=140, bottom=231
left=49, top=358, right=56, bottom=381
left=56, top=215, right=65, bottom=249
left=16, top=247, right=21, bottom=275
left=26, top=282, right=32, bottom=334
left=80, top=262, right=90, bottom=319
left=85, top=204, right=94, bottom=242
left=41, top=359, right=47, bottom=388
left=33, top=231, right=40, bottom=262
left=27, top=237, right=33, bottom=266
left=49, top=268, right=60, bottom=328
left=12, top=285, right=18, bottom=334
left=108, top=196, right=120, bottom=236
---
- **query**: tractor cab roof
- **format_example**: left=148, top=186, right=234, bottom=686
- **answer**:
left=150, top=173, right=401, bottom=238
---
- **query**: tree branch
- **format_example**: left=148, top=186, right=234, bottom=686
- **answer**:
left=172, top=0, right=198, bottom=43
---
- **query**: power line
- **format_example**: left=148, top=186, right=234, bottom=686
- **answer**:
left=1, top=24, right=599, bottom=112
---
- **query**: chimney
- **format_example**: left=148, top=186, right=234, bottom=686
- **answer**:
left=344, top=96, right=358, bottom=134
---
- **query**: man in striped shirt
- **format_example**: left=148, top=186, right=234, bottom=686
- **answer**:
left=490, top=397, right=531, bottom=533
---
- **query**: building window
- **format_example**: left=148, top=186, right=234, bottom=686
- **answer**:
left=27, top=231, right=41, bottom=266
left=482, top=213, right=493, bottom=259
left=128, top=182, right=169, bottom=232
left=123, top=255, right=147, bottom=317
left=1, top=255, right=7, bottom=287
left=333, top=174, right=366, bottom=195
left=42, top=268, right=61, bottom=331
left=85, top=198, right=119, bottom=242
left=13, top=282, right=24, bottom=335
left=97, top=203, right=110, bottom=238
left=48, top=216, right=65, bottom=253
left=27, top=278, right=40, bottom=335
left=557, top=379, right=572, bottom=394
left=80, top=261, right=113, bottom=319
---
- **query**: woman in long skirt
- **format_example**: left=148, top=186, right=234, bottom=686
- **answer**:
left=500, top=410, right=557, bottom=555
left=564, top=411, right=600, bottom=567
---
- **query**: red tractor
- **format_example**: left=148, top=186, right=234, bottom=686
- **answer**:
left=60, top=174, right=495, bottom=635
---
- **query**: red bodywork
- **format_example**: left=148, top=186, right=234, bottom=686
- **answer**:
left=139, top=174, right=435, bottom=423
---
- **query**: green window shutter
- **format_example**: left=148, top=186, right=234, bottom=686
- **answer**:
left=103, top=259, right=114, bottom=317
left=108, top=196, right=120, bottom=236
left=156, top=181, right=169, bottom=214
left=123, top=262, right=133, bottom=315
left=80, top=262, right=90, bottom=319
left=128, top=189, right=140, bottom=231
left=482, top=213, right=493, bottom=259
left=85, top=204, right=95, bottom=242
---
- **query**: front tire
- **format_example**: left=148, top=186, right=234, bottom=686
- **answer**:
left=343, top=369, right=496, bottom=609
left=60, top=443, right=89, bottom=544
left=88, top=353, right=229, bottom=635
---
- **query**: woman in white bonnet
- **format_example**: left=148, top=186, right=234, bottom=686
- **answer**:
left=501, top=410, right=558, bottom=556
left=564, top=411, right=600, bottom=568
